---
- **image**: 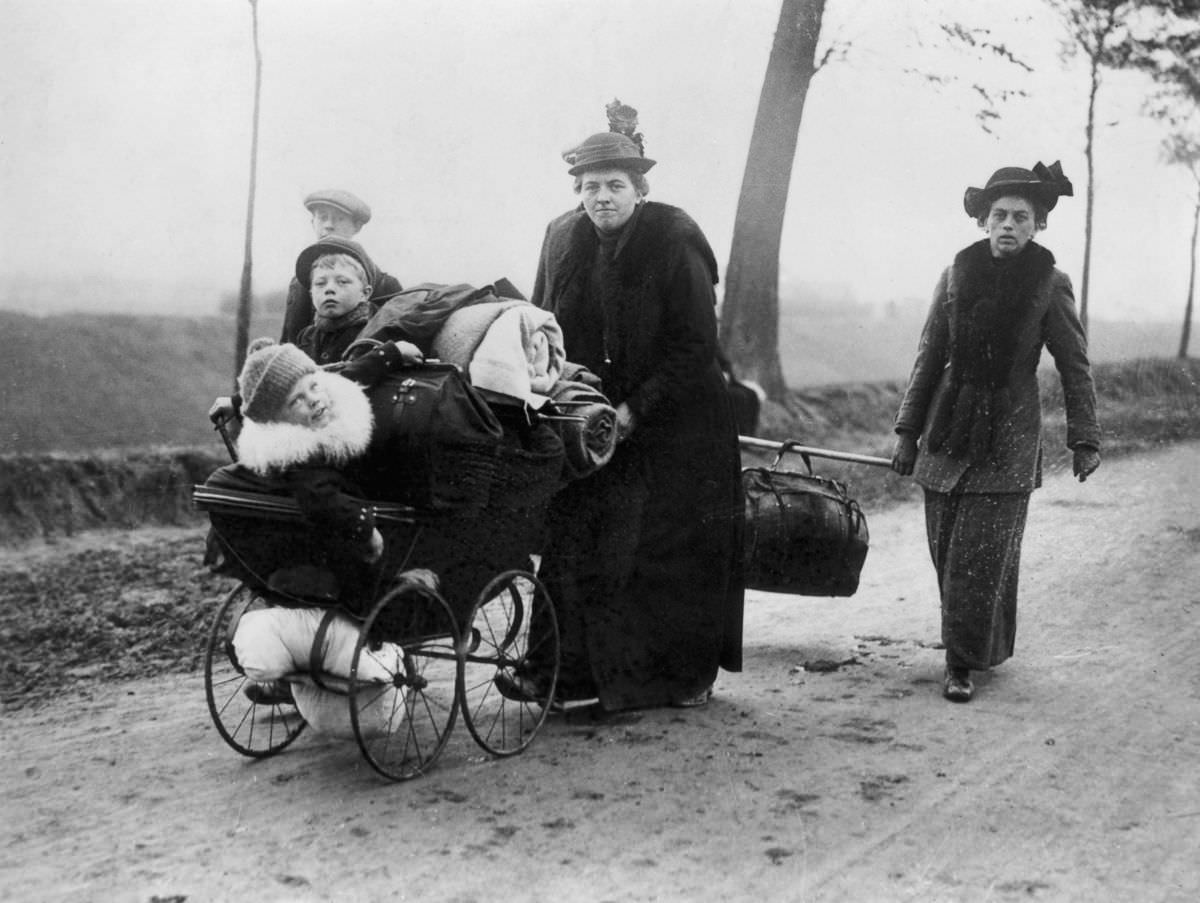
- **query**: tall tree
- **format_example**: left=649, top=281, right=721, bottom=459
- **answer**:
left=720, top=1, right=1032, bottom=401
left=1045, top=0, right=1199, bottom=333
left=235, top=0, right=264, bottom=389
left=1164, top=134, right=1200, bottom=357
left=719, top=0, right=829, bottom=401
left=1136, top=23, right=1200, bottom=356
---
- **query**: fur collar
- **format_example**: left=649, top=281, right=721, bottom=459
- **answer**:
left=236, top=371, right=374, bottom=475
left=953, top=239, right=1055, bottom=312
left=950, top=238, right=1055, bottom=389
left=927, top=239, right=1057, bottom=461
left=543, top=201, right=719, bottom=295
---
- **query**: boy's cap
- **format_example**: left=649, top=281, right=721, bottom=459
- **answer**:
left=295, top=235, right=379, bottom=289
left=304, top=189, right=371, bottom=225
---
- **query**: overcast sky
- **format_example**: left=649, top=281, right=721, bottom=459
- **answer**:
left=2, top=0, right=1194, bottom=323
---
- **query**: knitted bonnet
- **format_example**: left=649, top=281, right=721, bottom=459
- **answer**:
left=238, top=338, right=317, bottom=423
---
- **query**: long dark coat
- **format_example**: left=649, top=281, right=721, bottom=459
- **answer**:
left=894, top=240, right=1099, bottom=669
left=532, top=201, right=744, bottom=710
left=895, top=241, right=1100, bottom=493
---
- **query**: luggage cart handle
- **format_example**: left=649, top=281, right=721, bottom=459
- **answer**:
left=739, top=436, right=892, bottom=469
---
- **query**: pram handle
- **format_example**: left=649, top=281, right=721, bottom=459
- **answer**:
left=213, top=412, right=239, bottom=462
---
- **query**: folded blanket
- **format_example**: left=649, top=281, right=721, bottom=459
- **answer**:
left=232, top=605, right=403, bottom=738
left=433, top=300, right=565, bottom=404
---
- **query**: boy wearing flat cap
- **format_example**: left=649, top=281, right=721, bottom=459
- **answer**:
left=293, top=235, right=389, bottom=366
left=279, top=188, right=403, bottom=344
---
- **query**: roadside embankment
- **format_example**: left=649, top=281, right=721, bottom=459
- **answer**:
left=1, top=357, right=1196, bottom=547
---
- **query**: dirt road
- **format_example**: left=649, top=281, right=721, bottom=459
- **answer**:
left=3, top=442, right=1198, bottom=903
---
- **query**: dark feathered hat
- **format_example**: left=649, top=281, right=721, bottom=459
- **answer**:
left=563, top=98, right=656, bottom=176
left=963, top=161, right=1073, bottom=219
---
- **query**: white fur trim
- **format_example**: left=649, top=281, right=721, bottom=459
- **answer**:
left=237, top=371, right=374, bottom=475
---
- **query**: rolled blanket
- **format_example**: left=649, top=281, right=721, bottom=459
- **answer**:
left=433, top=300, right=565, bottom=404
left=548, top=377, right=617, bottom=481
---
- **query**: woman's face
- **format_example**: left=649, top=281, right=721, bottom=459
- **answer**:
left=579, top=167, right=642, bottom=233
left=281, top=374, right=334, bottom=428
left=310, top=260, right=370, bottom=318
left=986, top=195, right=1038, bottom=258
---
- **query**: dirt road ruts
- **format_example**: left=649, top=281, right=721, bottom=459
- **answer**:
left=3, top=443, right=1198, bottom=903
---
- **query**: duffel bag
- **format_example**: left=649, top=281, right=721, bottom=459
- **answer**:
left=350, top=360, right=504, bottom=511
left=742, top=443, right=869, bottom=596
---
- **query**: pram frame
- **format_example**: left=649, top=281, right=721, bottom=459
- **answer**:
left=196, top=400, right=562, bottom=782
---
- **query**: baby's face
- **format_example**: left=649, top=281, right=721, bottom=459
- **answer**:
left=310, top=261, right=369, bottom=318
left=281, top=374, right=334, bottom=428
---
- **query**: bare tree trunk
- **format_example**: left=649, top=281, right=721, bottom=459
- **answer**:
left=1180, top=188, right=1198, bottom=359
left=1079, top=56, right=1099, bottom=335
left=720, top=0, right=826, bottom=401
left=235, top=0, right=263, bottom=389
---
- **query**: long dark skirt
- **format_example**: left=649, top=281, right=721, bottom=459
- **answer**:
left=923, top=488, right=1030, bottom=671
left=537, top=434, right=743, bottom=712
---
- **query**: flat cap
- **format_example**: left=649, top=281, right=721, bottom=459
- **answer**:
left=303, top=189, right=372, bottom=225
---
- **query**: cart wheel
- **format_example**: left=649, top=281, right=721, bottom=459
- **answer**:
left=459, top=570, right=560, bottom=757
left=348, top=580, right=461, bottom=781
left=204, top=584, right=306, bottom=757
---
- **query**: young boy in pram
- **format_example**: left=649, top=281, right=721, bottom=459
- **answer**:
left=208, top=337, right=435, bottom=736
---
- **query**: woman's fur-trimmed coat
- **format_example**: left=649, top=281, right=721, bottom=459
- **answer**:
left=531, top=201, right=744, bottom=710
left=895, top=241, right=1100, bottom=493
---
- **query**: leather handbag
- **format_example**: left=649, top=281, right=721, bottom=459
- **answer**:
left=355, top=361, right=504, bottom=511
left=742, top=442, right=870, bottom=596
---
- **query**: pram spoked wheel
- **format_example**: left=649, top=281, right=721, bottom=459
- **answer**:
left=458, top=570, right=560, bottom=757
left=348, top=579, right=461, bottom=781
left=204, top=584, right=306, bottom=757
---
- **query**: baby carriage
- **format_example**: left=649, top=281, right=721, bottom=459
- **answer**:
left=194, top=361, right=574, bottom=782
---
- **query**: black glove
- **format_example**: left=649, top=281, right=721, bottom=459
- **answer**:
left=1072, top=446, right=1101, bottom=482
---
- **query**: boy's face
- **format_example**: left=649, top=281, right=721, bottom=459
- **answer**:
left=310, top=260, right=370, bottom=318
left=310, top=204, right=360, bottom=239
left=281, top=374, right=333, bottom=428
